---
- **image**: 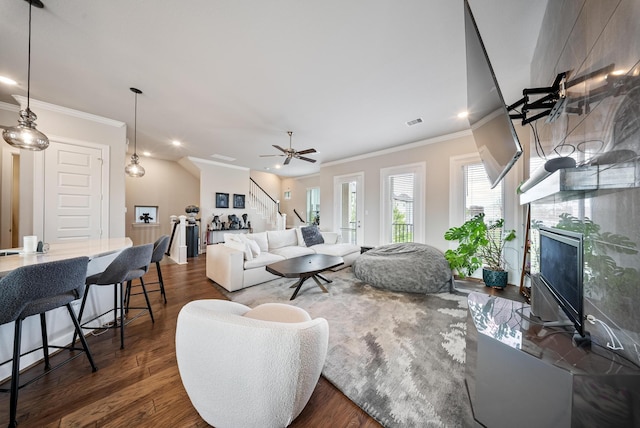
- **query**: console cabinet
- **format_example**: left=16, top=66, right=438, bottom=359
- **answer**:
left=465, top=292, right=640, bottom=428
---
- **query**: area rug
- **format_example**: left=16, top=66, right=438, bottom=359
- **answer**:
left=224, top=267, right=473, bottom=427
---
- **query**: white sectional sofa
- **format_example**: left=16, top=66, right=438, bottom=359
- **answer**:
left=206, top=227, right=360, bottom=292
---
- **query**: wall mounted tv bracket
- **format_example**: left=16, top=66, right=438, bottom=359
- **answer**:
left=508, top=72, right=567, bottom=125
left=508, top=64, right=630, bottom=126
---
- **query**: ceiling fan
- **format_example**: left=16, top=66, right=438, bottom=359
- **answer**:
left=260, top=131, right=317, bottom=165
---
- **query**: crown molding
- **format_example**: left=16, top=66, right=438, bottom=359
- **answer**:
left=322, top=129, right=472, bottom=167
left=12, top=95, right=124, bottom=128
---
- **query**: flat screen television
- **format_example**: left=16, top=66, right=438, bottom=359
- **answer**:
left=538, top=226, right=585, bottom=336
left=464, top=0, right=523, bottom=189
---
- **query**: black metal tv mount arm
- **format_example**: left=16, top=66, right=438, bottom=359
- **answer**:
left=508, top=72, right=567, bottom=125
left=507, top=64, right=620, bottom=125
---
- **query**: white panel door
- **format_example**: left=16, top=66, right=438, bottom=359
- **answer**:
left=44, top=142, right=103, bottom=241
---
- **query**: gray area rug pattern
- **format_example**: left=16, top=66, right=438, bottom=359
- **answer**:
left=225, top=268, right=472, bottom=427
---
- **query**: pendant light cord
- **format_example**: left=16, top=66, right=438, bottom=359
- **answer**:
left=27, top=0, right=33, bottom=111
left=133, top=91, right=138, bottom=155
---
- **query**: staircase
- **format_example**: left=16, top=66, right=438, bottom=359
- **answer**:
left=248, top=178, right=286, bottom=230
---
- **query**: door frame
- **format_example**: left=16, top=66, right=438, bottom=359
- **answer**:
left=33, top=136, right=110, bottom=241
left=333, top=172, right=364, bottom=245
left=1, top=147, right=20, bottom=248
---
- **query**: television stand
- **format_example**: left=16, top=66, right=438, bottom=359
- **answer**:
left=465, top=292, right=640, bottom=428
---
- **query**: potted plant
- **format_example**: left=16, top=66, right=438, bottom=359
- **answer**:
left=444, top=213, right=516, bottom=288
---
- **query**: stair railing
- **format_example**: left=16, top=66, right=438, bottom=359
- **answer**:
left=249, top=178, right=286, bottom=230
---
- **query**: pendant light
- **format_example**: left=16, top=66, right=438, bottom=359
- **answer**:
left=125, top=87, right=145, bottom=177
left=2, top=0, right=49, bottom=151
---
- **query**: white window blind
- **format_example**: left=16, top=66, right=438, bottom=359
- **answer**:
left=464, top=163, right=503, bottom=222
left=390, top=173, right=414, bottom=242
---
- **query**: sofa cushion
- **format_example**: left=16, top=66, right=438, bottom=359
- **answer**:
left=267, top=229, right=298, bottom=250
left=223, top=239, right=253, bottom=261
left=270, top=246, right=315, bottom=259
left=320, top=232, right=339, bottom=245
left=243, top=252, right=285, bottom=269
left=301, top=225, right=324, bottom=246
left=311, top=243, right=359, bottom=258
left=243, top=303, right=312, bottom=323
left=246, top=232, right=269, bottom=253
left=238, top=234, right=260, bottom=257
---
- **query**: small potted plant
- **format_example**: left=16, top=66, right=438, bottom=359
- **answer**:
left=444, top=213, right=516, bottom=288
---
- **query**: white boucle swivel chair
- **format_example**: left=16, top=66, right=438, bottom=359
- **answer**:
left=175, top=300, right=329, bottom=428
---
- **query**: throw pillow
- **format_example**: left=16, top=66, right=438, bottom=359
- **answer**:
left=300, top=225, right=324, bottom=247
left=238, top=234, right=260, bottom=257
left=223, top=239, right=252, bottom=261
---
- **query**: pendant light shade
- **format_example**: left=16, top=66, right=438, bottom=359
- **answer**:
left=125, top=87, right=145, bottom=178
left=2, top=0, right=49, bottom=151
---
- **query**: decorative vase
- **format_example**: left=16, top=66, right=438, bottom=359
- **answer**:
left=482, top=268, right=508, bottom=288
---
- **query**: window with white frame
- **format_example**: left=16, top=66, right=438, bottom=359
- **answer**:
left=380, top=163, right=425, bottom=244
left=464, top=162, right=503, bottom=223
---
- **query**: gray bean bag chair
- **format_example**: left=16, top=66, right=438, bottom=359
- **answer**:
left=353, top=243, right=453, bottom=293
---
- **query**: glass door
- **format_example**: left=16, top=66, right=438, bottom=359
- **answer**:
left=333, top=173, right=364, bottom=245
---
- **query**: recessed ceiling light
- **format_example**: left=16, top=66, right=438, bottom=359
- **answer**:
left=172, top=140, right=181, bottom=146
left=275, top=164, right=281, bottom=169
left=457, top=111, right=469, bottom=119
left=142, top=151, right=151, bottom=157
left=0, top=76, right=17, bottom=85
left=211, top=153, right=236, bottom=162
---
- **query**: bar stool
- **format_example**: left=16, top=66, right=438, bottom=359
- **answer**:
left=74, top=244, right=154, bottom=349
left=125, top=235, right=170, bottom=309
left=0, top=256, right=97, bottom=428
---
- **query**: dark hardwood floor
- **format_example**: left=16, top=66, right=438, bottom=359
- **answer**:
left=0, top=256, right=525, bottom=427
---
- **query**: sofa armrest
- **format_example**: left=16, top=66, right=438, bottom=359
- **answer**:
left=206, top=244, right=245, bottom=292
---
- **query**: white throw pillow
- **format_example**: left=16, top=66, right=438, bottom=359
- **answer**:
left=238, top=234, right=260, bottom=257
left=223, top=238, right=252, bottom=261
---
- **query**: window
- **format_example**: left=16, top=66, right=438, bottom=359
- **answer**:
left=380, top=163, right=425, bottom=244
left=390, top=173, right=414, bottom=242
left=306, top=187, right=320, bottom=225
left=464, top=162, right=503, bottom=222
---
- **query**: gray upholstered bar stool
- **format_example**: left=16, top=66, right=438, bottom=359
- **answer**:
left=125, top=235, right=170, bottom=309
left=0, top=256, right=97, bottom=428
left=74, top=243, right=154, bottom=349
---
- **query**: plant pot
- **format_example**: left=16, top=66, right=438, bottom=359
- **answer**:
left=482, top=268, right=508, bottom=288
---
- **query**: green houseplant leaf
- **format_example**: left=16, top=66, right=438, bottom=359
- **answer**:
left=444, top=213, right=516, bottom=277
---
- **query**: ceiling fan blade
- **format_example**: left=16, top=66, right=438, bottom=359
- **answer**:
left=272, top=145, right=288, bottom=154
left=296, top=148, right=316, bottom=155
left=259, top=154, right=284, bottom=157
left=284, top=156, right=292, bottom=165
left=298, top=156, right=317, bottom=163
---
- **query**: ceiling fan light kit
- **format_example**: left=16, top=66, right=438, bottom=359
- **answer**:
left=125, top=87, right=145, bottom=178
left=2, top=0, right=49, bottom=151
left=260, top=131, right=317, bottom=165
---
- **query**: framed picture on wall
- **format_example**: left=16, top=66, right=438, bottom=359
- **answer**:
left=216, top=192, right=229, bottom=208
left=135, top=205, right=158, bottom=223
left=233, top=194, right=245, bottom=209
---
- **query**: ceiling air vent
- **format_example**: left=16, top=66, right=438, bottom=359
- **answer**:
left=406, top=118, right=423, bottom=126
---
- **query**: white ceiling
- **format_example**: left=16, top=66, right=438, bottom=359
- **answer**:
left=0, top=0, right=547, bottom=177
